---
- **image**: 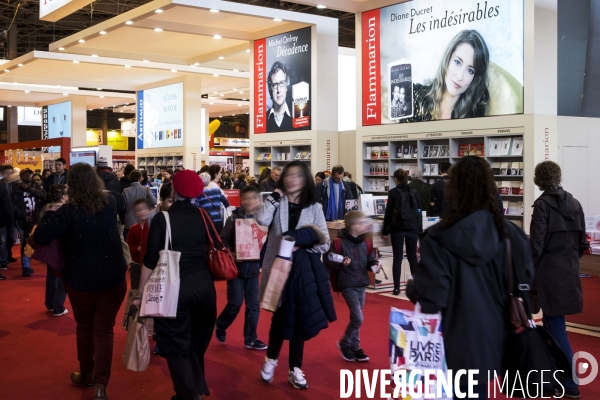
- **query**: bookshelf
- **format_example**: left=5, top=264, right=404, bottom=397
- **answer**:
left=361, top=129, right=525, bottom=227
left=253, top=144, right=312, bottom=178
left=137, top=155, right=184, bottom=176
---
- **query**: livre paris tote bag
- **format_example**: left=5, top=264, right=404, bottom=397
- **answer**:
left=140, top=212, right=181, bottom=318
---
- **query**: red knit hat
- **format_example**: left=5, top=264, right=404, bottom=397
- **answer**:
left=172, top=169, right=204, bottom=199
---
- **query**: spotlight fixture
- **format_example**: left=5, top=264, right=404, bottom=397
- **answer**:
left=24, top=90, right=30, bottom=93
left=239, top=91, right=244, bottom=94
left=99, top=31, right=107, bottom=35
left=210, top=8, right=219, bottom=13
left=63, top=93, right=68, bottom=96
left=58, top=47, right=65, bottom=51
left=143, top=60, right=149, bottom=62
left=3, top=70, right=8, bottom=73
left=233, top=69, right=239, bottom=72
left=73, top=60, right=80, bottom=64
left=171, top=69, right=177, bottom=72
left=155, top=9, right=163, bottom=13
left=209, top=102, right=214, bottom=105
left=125, top=65, right=131, bottom=68
left=125, top=21, right=133, bottom=25
left=213, top=34, right=222, bottom=39
left=78, top=39, right=85, bottom=43
left=246, top=49, right=250, bottom=53
left=213, top=74, right=219, bottom=77
left=100, top=96, right=105, bottom=98
left=154, top=28, right=163, bottom=32
left=97, top=88, right=102, bottom=90
left=317, top=4, right=326, bottom=9
left=17, top=64, right=23, bottom=67
left=91, top=54, right=98, bottom=57
left=218, top=56, right=224, bottom=60
left=220, top=94, right=224, bottom=97
left=194, top=62, right=200, bottom=66
left=273, top=18, right=282, bottom=22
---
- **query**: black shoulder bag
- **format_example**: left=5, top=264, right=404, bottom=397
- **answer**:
left=502, top=238, right=572, bottom=397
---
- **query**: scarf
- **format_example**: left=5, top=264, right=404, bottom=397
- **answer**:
left=326, top=178, right=344, bottom=221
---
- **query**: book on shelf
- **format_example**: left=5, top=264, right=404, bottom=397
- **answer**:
left=500, top=138, right=512, bottom=156
left=498, top=181, right=510, bottom=195
left=395, top=163, right=416, bottom=177
left=518, top=162, right=524, bottom=175
left=431, top=163, right=439, bottom=175
left=511, top=181, right=521, bottom=195
left=396, top=145, right=404, bottom=158
left=307, top=153, right=312, bottom=159
left=510, top=162, right=519, bottom=176
left=508, top=201, right=520, bottom=215
left=256, top=153, right=264, bottom=161
left=412, top=146, right=418, bottom=158
left=489, top=138, right=502, bottom=156
left=403, top=145, right=412, bottom=159
left=492, top=162, right=501, bottom=175
left=301, top=152, right=308, bottom=159
left=503, top=200, right=509, bottom=214
left=371, top=147, right=380, bottom=159
left=458, top=143, right=470, bottom=157
left=424, top=164, right=431, bottom=175
left=468, top=144, right=477, bottom=156
left=366, top=146, right=372, bottom=159
left=295, top=152, right=302, bottom=159
left=381, top=146, right=390, bottom=159
left=430, top=146, right=439, bottom=157
left=373, top=197, right=388, bottom=216
left=366, top=179, right=389, bottom=193
left=438, top=145, right=448, bottom=157
left=510, top=138, right=524, bottom=156
left=517, top=201, right=524, bottom=215
left=474, top=143, right=484, bottom=157
left=358, top=194, right=375, bottom=215
left=422, top=146, right=429, bottom=158
left=519, top=183, right=524, bottom=195
left=500, top=162, right=509, bottom=175
left=344, top=199, right=359, bottom=213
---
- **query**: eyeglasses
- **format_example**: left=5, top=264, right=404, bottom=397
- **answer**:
left=269, top=80, right=287, bottom=90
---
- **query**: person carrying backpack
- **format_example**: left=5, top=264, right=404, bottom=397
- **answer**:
left=325, top=211, right=378, bottom=363
left=382, top=169, right=422, bottom=295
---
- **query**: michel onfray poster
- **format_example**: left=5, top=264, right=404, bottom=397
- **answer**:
left=254, top=27, right=311, bottom=133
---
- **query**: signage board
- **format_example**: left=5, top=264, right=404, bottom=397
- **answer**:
left=254, top=27, right=312, bottom=133
left=137, top=82, right=183, bottom=149
left=362, top=0, right=524, bottom=126
left=40, top=0, right=95, bottom=22
left=214, top=138, right=250, bottom=147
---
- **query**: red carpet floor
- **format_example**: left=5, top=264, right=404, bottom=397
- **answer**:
left=2, top=254, right=600, bottom=399
left=566, top=275, right=600, bottom=327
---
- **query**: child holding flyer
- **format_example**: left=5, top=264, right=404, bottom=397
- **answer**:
left=325, top=211, right=379, bottom=362
left=215, top=186, right=268, bottom=350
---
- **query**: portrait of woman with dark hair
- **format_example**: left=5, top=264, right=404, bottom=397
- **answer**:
left=403, top=30, right=490, bottom=122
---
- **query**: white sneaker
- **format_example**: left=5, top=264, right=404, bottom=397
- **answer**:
left=288, top=367, right=308, bottom=390
left=260, top=357, right=277, bottom=383
left=53, top=309, right=69, bottom=317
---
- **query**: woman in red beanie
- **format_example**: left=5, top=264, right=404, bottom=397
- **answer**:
left=134, top=169, right=217, bottom=400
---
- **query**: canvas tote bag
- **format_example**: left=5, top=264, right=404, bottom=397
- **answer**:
left=260, top=236, right=296, bottom=312
left=122, top=308, right=150, bottom=372
left=140, top=212, right=181, bottom=318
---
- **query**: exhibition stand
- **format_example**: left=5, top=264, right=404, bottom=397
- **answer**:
left=0, top=138, right=72, bottom=169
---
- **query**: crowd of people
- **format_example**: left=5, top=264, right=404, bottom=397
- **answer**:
left=0, top=155, right=589, bottom=400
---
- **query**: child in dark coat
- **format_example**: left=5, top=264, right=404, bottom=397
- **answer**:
left=325, top=211, right=378, bottom=362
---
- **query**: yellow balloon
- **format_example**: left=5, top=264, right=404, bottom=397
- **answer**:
left=209, top=119, right=221, bottom=136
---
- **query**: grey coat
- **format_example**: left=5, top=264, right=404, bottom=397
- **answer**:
left=123, top=182, right=157, bottom=229
left=256, top=194, right=330, bottom=299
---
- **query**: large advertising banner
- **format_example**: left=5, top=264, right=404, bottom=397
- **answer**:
left=47, top=101, right=72, bottom=152
left=254, top=27, right=311, bottom=134
left=362, top=0, right=524, bottom=126
left=137, top=82, right=183, bottom=149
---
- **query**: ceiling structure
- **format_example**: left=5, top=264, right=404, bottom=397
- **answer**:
left=0, top=0, right=360, bottom=59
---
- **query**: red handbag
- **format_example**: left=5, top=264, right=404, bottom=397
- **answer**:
left=198, top=208, right=238, bottom=281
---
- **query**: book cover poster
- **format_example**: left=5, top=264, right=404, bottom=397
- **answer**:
left=362, top=0, right=524, bottom=126
left=254, top=27, right=311, bottom=133
left=388, top=60, right=413, bottom=120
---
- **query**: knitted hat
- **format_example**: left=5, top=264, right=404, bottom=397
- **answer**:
left=344, top=210, right=367, bottom=227
left=172, top=169, right=203, bottom=199
left=96, top=157, right=110, bottom=169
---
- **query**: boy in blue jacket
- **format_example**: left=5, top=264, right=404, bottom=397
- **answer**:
left=325, top=211, right=378, bottom=362
left=215, top=185, right=267, bottom=350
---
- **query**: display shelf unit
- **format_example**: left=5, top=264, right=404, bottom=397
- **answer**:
left=137, top=155, right=184, bottom=175
left=361, top=130, right=525, bottom=226
left=253, top=144, right=312, bottom=177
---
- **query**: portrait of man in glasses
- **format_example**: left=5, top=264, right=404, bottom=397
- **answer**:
left=266, top=61, right=293, bottom=132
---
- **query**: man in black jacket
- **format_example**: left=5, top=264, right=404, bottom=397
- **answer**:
left=44, top=158, right=68, bottom=191
left=258, top=167, right=281, bottom=193
left=408, top=168, right=431, bottom=216
left=12, top=168, right=46, bottom=277
left=96, top=157, right=122, bottom=192
left=0, top=164, right=16, bottom=273
left=530, top=161, right=589, bottom=399
left=318, top=165, right=354, bottom=221
left=429, top=161, right=451, bottom=217
left=0, top=180, right=14, bottom=279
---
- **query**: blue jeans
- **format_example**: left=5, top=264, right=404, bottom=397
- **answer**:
left=16, top=223, right=31, bottom=270
left=215, top=275, right=260, bottom=344
left=45, top=265, right=66, bottom=314
left=340, top=287, right=366, bottom=350
left=390, top=231, right=419, bottom=290
left=543, top=315, right=578, bottom=392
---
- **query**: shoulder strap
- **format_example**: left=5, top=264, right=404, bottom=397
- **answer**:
left=204, top=193, right=218, bottom=210
left=162, top=211, right=172, bottom=250
left=198, top=208, right=223, bottom=249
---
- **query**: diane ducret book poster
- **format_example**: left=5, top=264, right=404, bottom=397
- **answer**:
left=264, top=27, right=312, bottom=133
left=388, top=59, right=414, bottom=120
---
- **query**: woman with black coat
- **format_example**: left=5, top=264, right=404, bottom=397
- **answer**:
left=134, top=170, right=217, bottom=400
left=530, top=161, right=589, bottom=398
left=407, top=156, right=534, bottom=400
left=257, top=160, right=336, bottom=391
left=33, top=163, right=128, bottom=400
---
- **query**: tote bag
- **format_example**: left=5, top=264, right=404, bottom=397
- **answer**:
left=140, top=212, right=181, bottom=318
left=235, top=218, right=268, bottom=261
left=389, top=305, right=451, bottom=399
left=122, top=308, right=150, bottom=372
left=260, top=236, right=296, bottom=312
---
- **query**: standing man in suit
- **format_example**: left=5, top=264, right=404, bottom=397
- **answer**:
left=123, top=170, right=157, bottom=240
left=408, top=168, right=432, bottom=216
